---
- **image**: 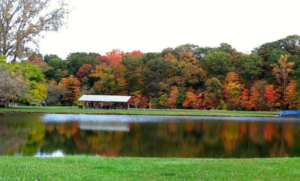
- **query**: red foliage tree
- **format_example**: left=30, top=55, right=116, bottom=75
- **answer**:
left=76, top=64, right=92, bottom=81
left=128, top=50, right=143, bottom=57
left=264, top=84, right=277, bottom=110
left=96, top=49, right=124, bottom=63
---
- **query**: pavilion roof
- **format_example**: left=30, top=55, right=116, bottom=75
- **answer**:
left=78, top=95, right=135, bottom=103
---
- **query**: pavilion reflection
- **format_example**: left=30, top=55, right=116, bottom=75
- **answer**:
left=79, top=121, right=130, bottom=132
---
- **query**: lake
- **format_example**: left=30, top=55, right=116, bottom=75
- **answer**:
left=0, top=113, right=300, bottom=158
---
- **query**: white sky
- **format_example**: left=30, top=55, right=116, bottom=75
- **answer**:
left=39, top=0, right=300, bottom=59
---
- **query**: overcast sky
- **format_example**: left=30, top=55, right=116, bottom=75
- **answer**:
left=39, top=0, right=300, bottom=59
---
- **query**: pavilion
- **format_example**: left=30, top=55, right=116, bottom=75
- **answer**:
left=78, top=95, right=135, bottom=109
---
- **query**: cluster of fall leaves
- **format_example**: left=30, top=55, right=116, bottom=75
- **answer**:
left=1, top=35, right=300, bottom=110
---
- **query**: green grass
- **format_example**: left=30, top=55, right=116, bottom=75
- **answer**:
left=0, top=156, right=299, bottom=181
left=0, top=106, right=277, bottom=117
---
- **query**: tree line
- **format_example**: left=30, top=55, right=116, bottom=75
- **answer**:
left=1, top=35, right=300, bottom=110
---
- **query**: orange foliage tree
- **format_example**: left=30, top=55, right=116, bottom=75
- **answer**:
left=285, top=80, right=299, bottom=109
left=182, top=87, right=198, bottom=109
left=59, top=76, right=81, bottom=106
left=264, top=84, right=277, bottom=110
left=222, top=72, right=242, bottom=110
left=168, top=86, right=179, bottom=109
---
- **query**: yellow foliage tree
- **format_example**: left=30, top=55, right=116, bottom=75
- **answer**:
left=271, top=55, right=295, bottom=101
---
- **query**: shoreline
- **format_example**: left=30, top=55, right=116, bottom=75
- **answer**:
left=0, top=107, right=278, bottom=117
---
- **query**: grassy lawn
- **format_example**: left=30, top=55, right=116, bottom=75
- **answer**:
left=0, top=156, right=298, bottom=181
left=0, top=106, right=277, bottom=117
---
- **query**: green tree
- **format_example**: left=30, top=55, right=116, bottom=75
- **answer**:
left=44, top=54, right=61, bottom=63
left=122, top=55, right=144, bottom=93
left=204, top=77, right=223, bottom=109
left=66, top=52, right=100, bottom=76
left=234, top=53, right=263, bottom=96
left=45, top=58, right=69, bottom=82
left=202, top=51, right=232, bottom=81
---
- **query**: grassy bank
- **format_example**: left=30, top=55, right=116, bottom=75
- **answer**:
left=0, top=106, right=277, bottom=117
left=0, top=156, right=298, bottom=180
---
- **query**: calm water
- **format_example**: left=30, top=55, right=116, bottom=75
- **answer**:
left=1, top=113, right=300, bottom=158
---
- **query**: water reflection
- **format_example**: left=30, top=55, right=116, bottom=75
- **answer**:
left=35, top=150, right=64, bottom=157
left=1, top=114, right=300, bottom=158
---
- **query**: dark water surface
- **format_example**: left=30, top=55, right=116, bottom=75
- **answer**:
left=1, top=113, right=300, bottom=158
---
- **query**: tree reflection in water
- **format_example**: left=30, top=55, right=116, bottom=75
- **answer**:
left=1, top=114, right=300, bottom=158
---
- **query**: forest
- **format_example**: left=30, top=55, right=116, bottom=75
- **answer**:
left=0, top=34, right=300, bottom=111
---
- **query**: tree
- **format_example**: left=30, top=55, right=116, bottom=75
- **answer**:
left=234, top=53, right=263, bottom=95
left=122, top=54, right=144, bottom=93
left=27, top=53, right=51, bottom=73
left=90, top=63, right=128, bottom=95
left=66, top=52, right=100, bottom=75
left=222, top=72, right=242, bottom=110
left=0, top=0, right=69, bottom=61
left=0, top=64, right=28, bottom=106
left=76, top=64, right=92, bottom=82
left=44, top=54, right=60, bottom=63
left=201, top=51, right=232, bottom=81
left=6, top=61, right=47, bottom=103
left=264, top=84, right=277, bottom=110
left=285, top=80, right=299, bottom=109
left=59, top=76, right=81, bottom=106
left=168, top=86, right=179, bottom=109
left=271, top=55, right=295, bottom=102
left=44, top=81, right=67, bottom=106
left=44, top=58, right=68, bottom=82
left=182, top=87, right=198, bottom=109
left=204, top=77, right=223, bottom=109
left=96, top=49, right=124, bottom=63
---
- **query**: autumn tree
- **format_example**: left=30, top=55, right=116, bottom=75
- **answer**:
left=264, top=85, right=277, bottom=110
left=76, top=64, right=92, bottom=82
left=222, top=72, right=242, bottom=110
left=271, top=55, right=295, bottom=104
left=0, top=64, right=29, bottom=106
left=97, top=49, right=124, bottom=63
left=0, top=0, right=69, bottom=61
left=285, top=80, right=299, bottom=109
left=59, top=76, right=81, bottom=106
left=179, top=51, right=206, bottom=86
left=248, top=80, right=267, bottom=111
left=6, top=61, right=47, bottom=104
left=90, top=63, right=127, bottom=95
left=182, top=87, right=198, bottom=109
left=27, top=53, right=51, bottom=73
left=168, top=86, right=179, bottom=109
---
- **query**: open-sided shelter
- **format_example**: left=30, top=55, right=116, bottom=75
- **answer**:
left=78, top=95, right=135, bottom=109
